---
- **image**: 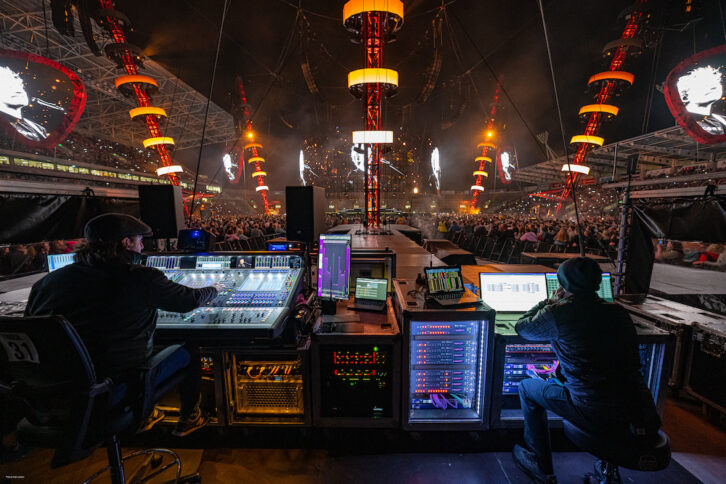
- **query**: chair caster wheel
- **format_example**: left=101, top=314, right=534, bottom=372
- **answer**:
left=150, top=452, right=163, bottom=468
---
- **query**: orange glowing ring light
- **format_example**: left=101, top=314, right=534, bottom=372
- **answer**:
left=587, top=71, right=634, bottom=86
left=244, top=143, right=263, bottom=150
left=251, top=171, right=267, bottom=178
left=348, top=68, right=399, bottom=88
left=343, top=0, right=404, bottom=22
left=477, top=142, right=496, bottom=149
left=578, top=104, right=619, bottom=117
left=473, top=171, right=488, bottom=177
left=129, top=106, right=167, bottom=120
left=570, top=135, right=604, bottom=146
left=142, top=137, right=175, bottom=148
left=248, top=156, right=265, bottom=164
left=474, top=156, right=492, bottom=163
left=114, top=74, right=158, bottom=89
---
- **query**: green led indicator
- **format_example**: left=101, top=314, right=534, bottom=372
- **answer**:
left=373, top=346, right=378, bottom=352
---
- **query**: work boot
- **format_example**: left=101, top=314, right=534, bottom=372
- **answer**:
left=512, top=444, right=558, bottom=484
left=136, top=407, right=165, bottom=434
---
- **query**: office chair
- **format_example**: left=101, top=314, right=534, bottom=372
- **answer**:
left=0, top=316, right=200, bottom=483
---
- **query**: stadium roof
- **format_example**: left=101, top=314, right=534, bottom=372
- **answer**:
left=0, top=0, right=237, bottom=152
left=513, top=125, right=726, bottom=187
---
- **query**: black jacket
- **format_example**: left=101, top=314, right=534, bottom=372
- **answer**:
left=515, top=294, right=657, bottom=417
left=24, top=257, right=217, bottom=379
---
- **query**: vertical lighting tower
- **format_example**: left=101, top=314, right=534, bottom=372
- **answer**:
left=96, top=1, right=181, bottom=186
left=344, top=0, right=403, bottom=228
left=244, top=123, right=270, bottom=214
left=558, top=1, right=649, bottom=209
left=470, top=83, right=501, bottom=211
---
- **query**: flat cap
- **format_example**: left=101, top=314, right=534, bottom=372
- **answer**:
left=84, top=213, right=152, bottom=242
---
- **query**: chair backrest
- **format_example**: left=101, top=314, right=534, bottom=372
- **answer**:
left=0, top=316, right=107, bottom=467
left=0, top=316, right=96, bottom=392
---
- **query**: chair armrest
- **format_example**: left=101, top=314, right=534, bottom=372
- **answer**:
left=138, top=344, right=184, bottom=372
left=135, top=344, right=187, bottom=418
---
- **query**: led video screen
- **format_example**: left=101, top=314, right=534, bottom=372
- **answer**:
left=0, top=48, right=86, bottom=147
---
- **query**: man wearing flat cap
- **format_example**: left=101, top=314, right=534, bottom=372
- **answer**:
left=24, top=213, right=224, bottom=437
left=511, top=257, right=660, bottom=483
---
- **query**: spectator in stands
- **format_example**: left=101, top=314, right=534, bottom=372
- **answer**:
left=693, top=244, right=726, bottom=270
left=553, top=227, right=569, bottom=247
left=694, top=244, right=725, bottom=267
left=1, top=245, right=32, bottom=276
left=655, top=240, right=684, bottom=264
left=224, top=228, right=239, bottom=243
left=520, top=225, right=538, bottom=243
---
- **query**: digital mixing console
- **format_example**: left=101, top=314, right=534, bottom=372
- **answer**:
left=144, top=253, right=304, bottom=338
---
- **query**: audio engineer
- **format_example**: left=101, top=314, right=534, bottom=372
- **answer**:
left=511, top=257, right=660, bottom=483
left=23, top=213, right=224, bottom=437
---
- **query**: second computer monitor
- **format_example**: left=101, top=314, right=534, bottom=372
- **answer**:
left=317, top=234, right=352, bottom=300
left=545, top=272, right=613, bottom=302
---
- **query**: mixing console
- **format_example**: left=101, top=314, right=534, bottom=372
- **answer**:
left=145, top=253, right=303, bottom=336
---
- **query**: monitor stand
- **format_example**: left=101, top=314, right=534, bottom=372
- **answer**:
left=321, top=299, right=338, bottom=315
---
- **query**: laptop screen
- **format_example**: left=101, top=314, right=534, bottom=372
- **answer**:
left=355, top=278, right=387, bottom=302
left=545, top=272, right=614, bottom=302
left=424, top=267, right=463, bottom=294
left=479, top=273, right=548, bottom=312
left=47, top=253, right=75, bottom=272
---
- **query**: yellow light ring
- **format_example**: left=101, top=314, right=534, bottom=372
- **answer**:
left=578, top=104, right=619, bottom=116
left=587, top=71, right=634, bottom=86
left=348, top=68, right=399, bottom=88
left=343, top=0, right=404, bottom=22
left=114, top=74, right=158, bottom=89
left=474, top=156, right=492, bottom=163
left=129, top=106, right=167, bottom=120
left=244, top=143, right=263, bottom=151
left=248, top=156, right=265, bottom=164
left=143, top=137, right=175, bottom=148
left=570, top=135, right=604, bottom=146
left=251, top=171, right=267, bottom=178
left=473, top=171, right=488, bottom=177
left=477, top=142, right=496, bottom=149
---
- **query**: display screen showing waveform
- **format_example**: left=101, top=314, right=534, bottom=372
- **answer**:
left=546, top=272, right=613, bottom=302
left=317, top=234, right=351, bottom=300
left=425, top=267, right=463, bottom=294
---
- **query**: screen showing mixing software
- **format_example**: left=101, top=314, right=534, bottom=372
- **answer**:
left=545, top=272, right=614, bottom=302
left=317, top=234, right=352, bottom=300
left=479, top=273, right=548, bottom=312
left=355, top=278, right=387, bottom=302
left=424, top=267, right=463, bottom=294
left=47, top=253, right=75, bottom=272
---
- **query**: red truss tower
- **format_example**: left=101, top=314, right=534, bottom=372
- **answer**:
left=95, top=1, right=182, bottom=186
left=557, top=0, right=650, bottom=209
left=470, top=83, right=501, bottom=211
left=344, top=0, right=404, bottom=228
left=244, top=123, right=270, bottom=214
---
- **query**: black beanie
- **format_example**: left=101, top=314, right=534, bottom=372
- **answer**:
left=556, top=257, right=602, bottom=294
left=84, top=213, right=152, bottom=242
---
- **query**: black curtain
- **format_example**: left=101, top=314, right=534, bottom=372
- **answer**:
left=0, top=193, right=139, bottom=244
left=625, top=197, right=726, bottom=293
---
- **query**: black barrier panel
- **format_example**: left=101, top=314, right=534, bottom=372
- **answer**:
left=0, top=193, right=139, bottom=244
left=626, top=197, right=726, bottom=294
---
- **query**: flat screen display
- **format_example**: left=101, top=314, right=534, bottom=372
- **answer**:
left=545, top=272, right=613, bottom=302
left=317, top=234, right=351, bottom=300
left=479, top=273, right=547, bottom=312
left=424, top=267, right=463, bottom=294
left=47, top=253, right=75, bottom=272
left=354, top=278, right=387, bottom=302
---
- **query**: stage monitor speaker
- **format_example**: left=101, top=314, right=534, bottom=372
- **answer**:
left=286, top=186, right=325, bottom=242
left=138, top=185, right=185, bottom=239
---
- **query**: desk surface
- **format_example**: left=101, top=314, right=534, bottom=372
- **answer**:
left=521, top=252, right=608, bottom=261
left=315, top=297, right=398, bottom=336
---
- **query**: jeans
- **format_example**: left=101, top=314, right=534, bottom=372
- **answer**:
left=519, top=378, right=621, bottom=475
left=151, top=344, right=201, bottom=420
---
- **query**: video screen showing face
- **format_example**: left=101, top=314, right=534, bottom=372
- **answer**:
left=0, top=55, right=77, bottom=142
left=677, top=64, right=726, bottom=136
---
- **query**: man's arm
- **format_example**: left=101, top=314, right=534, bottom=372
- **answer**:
left=514, top=300, right=559, bottom=341
left=139, top=267, right=219, bottom=313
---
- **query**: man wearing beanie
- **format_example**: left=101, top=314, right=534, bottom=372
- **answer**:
left=511, top=257, right=660, bottom=483
left=24, top=213, right=224, bottom=437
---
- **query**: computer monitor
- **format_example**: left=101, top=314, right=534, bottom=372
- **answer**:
left=354, top=278, right=387, bottom=302
left=545, top=272, right=614, bottom=302
left=424, top=266, right=464, bottom=294
left=479, top=273, right=548, bottom=312
left=317, top=234, right=352, bottom=300
left=47, top=253, right=75, bottom=272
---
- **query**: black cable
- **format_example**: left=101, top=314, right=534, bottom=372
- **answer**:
left=448, top=8, right=547, bottom=158
left=536, top=0, right=584, bottom=256
left=188, top=0, right=230, bottom=221
left=42, top=0, right=49, bottom=56
left=641, top=30, right=663, bottom=135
